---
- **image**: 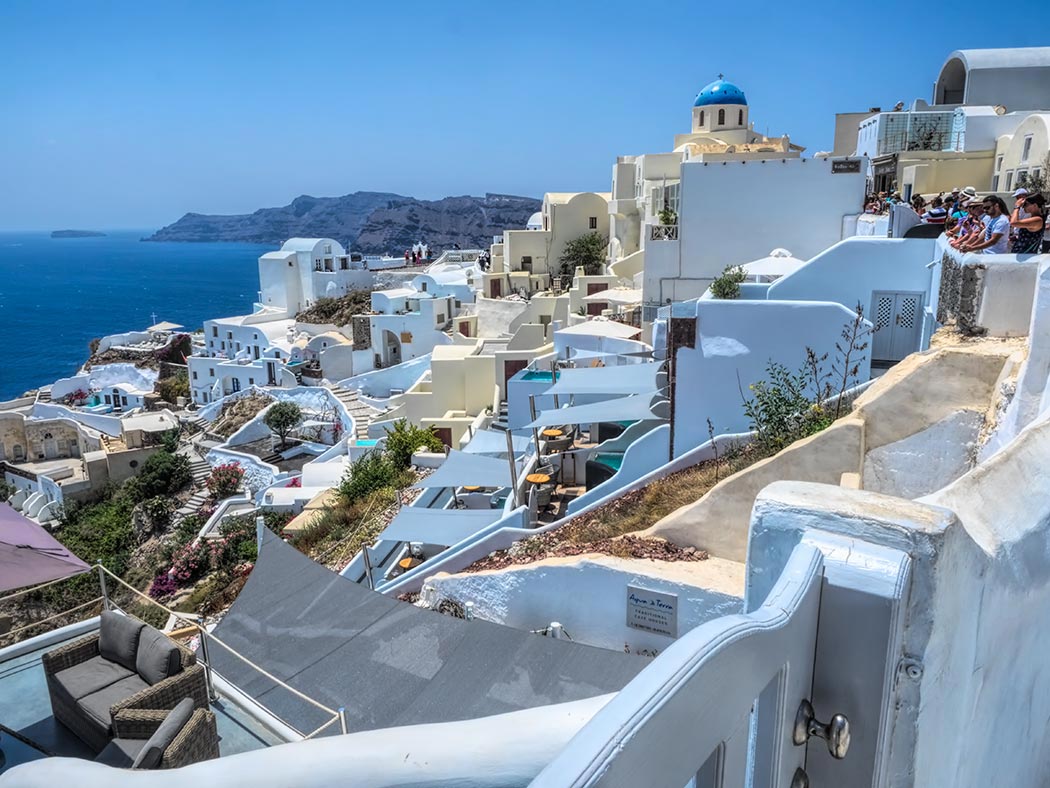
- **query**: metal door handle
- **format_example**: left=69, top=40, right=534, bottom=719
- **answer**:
left=793, top=699, right=851, bottom=759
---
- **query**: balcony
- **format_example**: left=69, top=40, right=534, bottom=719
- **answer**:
left=649, top=224, right=678, bottom=242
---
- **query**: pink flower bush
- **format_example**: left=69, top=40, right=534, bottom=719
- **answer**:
left=148, top=572, right=178, bottom=599
left=169, top=539, right=210, bottom=586
left=286, top=477, right=302, bottom=488
left=206, top=463, right=244, bottom=500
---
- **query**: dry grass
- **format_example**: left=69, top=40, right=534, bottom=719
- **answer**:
left=210, top=392, right=275, bottom=437
left=468, top=443, right=769, bottom=571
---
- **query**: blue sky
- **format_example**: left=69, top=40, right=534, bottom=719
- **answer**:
left=1, top=0, right=1047, bottom=230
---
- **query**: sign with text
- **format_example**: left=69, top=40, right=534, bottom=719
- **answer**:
left=626, top=585, right=678, bottom=638
left=831, top=159, right=862, bottom=174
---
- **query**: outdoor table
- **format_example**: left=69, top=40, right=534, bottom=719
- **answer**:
left=398, top=557, right=422, bottom=571
left=541, top=429, right=564, bottom=438
left=462, top=485, right=482, bottom=492
left=526, top=473, right=551, bottom=485
left=0, top=723, right=54, bottom=772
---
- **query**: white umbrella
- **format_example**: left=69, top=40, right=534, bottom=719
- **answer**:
left=740, top=248, right=806, bottom=282
left=581, top=288, right=643, bottom=306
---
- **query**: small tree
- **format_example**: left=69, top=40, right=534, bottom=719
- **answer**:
left=710, top=265, right=747, bottom=299
left=1017, top=153, right=1050, bottom=195
left=559, top=232, right=608, bottom=286
left=264, top=401, right=303, bottom=448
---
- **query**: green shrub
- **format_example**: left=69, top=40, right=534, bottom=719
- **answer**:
left=558, top=232, right=607, bottom=284
left=123, top=450, right=191, bottom=502
left=338, top=450, right=398, bottom=502
left=155, top=373, right=190, bottom=404
left=384, top=419, right=444, bottom=468
left=741, top=360, right=832, bottom=454
left=0, top=480, right=15, bottom=502
left=709, top=265, right=747, bottom=299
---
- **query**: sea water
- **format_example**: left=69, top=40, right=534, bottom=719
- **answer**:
left=0, top=231, right=277, bottom=400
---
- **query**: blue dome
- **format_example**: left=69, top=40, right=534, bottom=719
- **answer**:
left=693, top=79, right=747, bottom=107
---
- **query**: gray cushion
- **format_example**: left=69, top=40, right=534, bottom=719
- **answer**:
left=94, top=737, right=146, bottom=768
left=99, top=612, right=145, bottom=672
left=77, top=673, right=151, bottom=731
left=131, top=698, right=194, bottom=769
left=135, top=627, right=182, bottom=685
left=52, top=655, right=135, bottom=705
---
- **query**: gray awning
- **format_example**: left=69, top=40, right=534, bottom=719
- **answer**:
left=205, top=529, right=648, bottom=736
left=545, top=363, right=662, bottom=396
left=412, top=450, right=517, bottom=489
left=379, top=506, right=503, bottom=546
left=462, top=429, right=531, bottom=456
left=525, top=394, right=663, bottom=428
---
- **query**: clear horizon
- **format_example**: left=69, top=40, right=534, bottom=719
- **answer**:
left=2, top=0, right=1048, bottom=231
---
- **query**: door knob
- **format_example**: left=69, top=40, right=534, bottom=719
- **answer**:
left=793, top=699, right=850, bottom=759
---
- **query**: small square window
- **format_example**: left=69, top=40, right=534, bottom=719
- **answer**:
left=209, top=368, right=215, bottom=377
left=249, top=378, right=254, bottom=385
left=192, top=371, right=198, bottom=380
left=589, top=217, right=598, bottom=230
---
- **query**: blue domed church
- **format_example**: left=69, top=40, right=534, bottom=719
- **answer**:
left=673, top=75, right=803, bottom=158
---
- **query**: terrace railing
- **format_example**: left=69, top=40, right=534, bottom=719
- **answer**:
left=1, top=563, right=347, bottom=741
left=649, top=224, right=679, bottom=242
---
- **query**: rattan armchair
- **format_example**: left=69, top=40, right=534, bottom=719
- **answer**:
left=108, top=706, right=220, bottom=768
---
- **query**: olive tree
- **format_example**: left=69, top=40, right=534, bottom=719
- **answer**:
left=264, top=401, right=303, bottom=449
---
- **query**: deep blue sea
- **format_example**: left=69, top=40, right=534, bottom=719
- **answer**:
left=0, top=231, right=278, bottom=400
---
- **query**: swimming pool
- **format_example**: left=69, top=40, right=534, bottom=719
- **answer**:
left=522, top=370, right=556, bottom=382
left=594, top=452, right=624, bottom=471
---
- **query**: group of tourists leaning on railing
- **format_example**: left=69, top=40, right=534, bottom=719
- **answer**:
left=942, top=186, right=1048, bottom=254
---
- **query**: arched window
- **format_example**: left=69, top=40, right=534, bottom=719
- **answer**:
left=699, top=110, right=705, bottom=127
left=718, top=109, right=725, bottom=125
left=738, top=109, right=743, bottom=125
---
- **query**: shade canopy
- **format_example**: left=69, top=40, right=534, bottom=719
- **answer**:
left=545, top=363, right=663, bottom=397
left=461, top=429, right=531, bottom=457
left=554, top=320, right=641, bottom=339
left=741, top=248, right=806, bottom=281
left=525, top=394, right=663, bottom=428
left=581, top=288, right=643, bottom=306
left=0, top=504, right=90, bottom=593
left=379, top=507, right=503, bottom=546
left=146, top=321, right=184, bottom=332
left=207, top=528, right=647, bottom=736
left=412, top=450, right=516, bottom=489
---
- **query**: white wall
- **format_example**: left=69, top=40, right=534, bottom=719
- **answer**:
left=426, top=556, right=741, bottom=655
left=766, top=237, right=937, bottom=315
left=670, top=299, right=870, bottom=450
left=51, top=364, right=158, bottom=400
left=674, top=157, right=868, bottom=293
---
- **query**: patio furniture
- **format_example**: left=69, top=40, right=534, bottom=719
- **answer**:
left=42, top=611, right=209, bottom=753
left=94, top=697, right=219, bottom=769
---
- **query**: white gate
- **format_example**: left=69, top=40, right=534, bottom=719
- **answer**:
left=871, top=291, right=923, bottom=363
left=529, top=544, right=826, bottom=788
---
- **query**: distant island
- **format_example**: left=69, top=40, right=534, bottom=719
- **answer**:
left=51, top=230, right=106, bottom=238
left=144, top=191, right=540, bottom=254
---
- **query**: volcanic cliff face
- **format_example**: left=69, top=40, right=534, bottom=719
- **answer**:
left=145, top=191, right=539, bottom=253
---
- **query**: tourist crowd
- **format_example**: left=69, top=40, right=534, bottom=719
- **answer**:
left=866, top=185, right=1049, bottom=254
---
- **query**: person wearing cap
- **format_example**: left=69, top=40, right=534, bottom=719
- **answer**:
left=1013, top=188, right=1031, bottom=220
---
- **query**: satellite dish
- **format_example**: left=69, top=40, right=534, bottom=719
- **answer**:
left=994, top=105, right=1007, bottom=116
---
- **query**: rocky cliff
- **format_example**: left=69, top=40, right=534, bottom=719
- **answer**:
left=145, top=191, right=539, bottom=253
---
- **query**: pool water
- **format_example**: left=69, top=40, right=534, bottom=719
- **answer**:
left=522, top=370, right=556, bottom=381
left=594, top=452, right=624, bottom=471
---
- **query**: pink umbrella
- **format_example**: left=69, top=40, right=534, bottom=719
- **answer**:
left=0, top=504, right=90, bottom=593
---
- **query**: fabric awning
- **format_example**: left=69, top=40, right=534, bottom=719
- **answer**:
left=0, top=504, right=90, bottom=593
left=206, top=529, right=648, bottom=737
left=462, top=429, right=531, bottom=456
left=581, top=288, right=643, bottom=305
left=525, top=394, right=663, bottom=428
left=545, top=363, right=663, bottom=396
left=412, top=450, right=516, bottom=489
left=554, top=320, right=641, bottom=339
left=379, top=507, right=503, bottom=546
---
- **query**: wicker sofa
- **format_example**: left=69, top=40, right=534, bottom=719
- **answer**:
left=42, top=611, right=210, bottom=754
